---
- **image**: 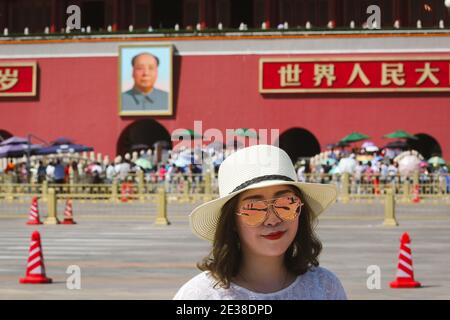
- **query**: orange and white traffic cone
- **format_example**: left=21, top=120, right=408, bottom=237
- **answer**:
left=62, top=199, right=77, bottom=225
left=19, top=231, right=52, bottom=284
left=390, top=232, right=421, bottom=288
left=374, top=177, right=380, bottom=195
left=26, top=196, right=42, bottom=225
left=412, top=184, right=421, bottom=203
left=121, top=182, right=132, bottom=202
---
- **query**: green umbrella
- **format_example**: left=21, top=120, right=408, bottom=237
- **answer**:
left=328, top=166, right=340, bottom=175
left=234, top=128, right=258, bottom=139
left=336, top=141, right=350, bottom=148
left=427, top=156, right=446, bottom=166
left=383, top=130, right=418, bottom=140
left=134, top=158, right=152, bottom=170
left=171, top=129, right=202, bottom=140
left=340, top=132, right=370, bottom=143
left=320, top=158, right=337, bottom=166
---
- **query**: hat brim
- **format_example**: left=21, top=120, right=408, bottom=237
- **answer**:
left=189, top=180, right=337, bottom=242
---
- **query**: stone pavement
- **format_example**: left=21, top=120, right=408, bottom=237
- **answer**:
left=0, top=202, right=449, bottom=299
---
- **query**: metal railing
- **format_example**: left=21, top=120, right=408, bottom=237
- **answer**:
left=0, top=172, right=448, bottom=205
left=0, top=171, right=216, bottom=204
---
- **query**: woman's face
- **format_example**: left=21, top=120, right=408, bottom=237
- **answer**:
left=235, top=184, right=300, bottom=258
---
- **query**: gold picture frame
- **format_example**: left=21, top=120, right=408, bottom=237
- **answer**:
left=259, top=55, right=450, bottom=93
left=118, top=44, right=173, bottom=116
left=0, top=62, right=37, bottom=97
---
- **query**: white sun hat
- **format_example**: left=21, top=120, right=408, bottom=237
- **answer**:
left=190, top=144, right=337, bottom=242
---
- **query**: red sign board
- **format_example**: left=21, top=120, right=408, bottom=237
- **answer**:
left=0, top=62, right=37, bottom=97
left=259, top=56, right=450, bottom=93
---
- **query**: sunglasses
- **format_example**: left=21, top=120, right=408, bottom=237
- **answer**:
left=236, top=195, right=303, bottom=227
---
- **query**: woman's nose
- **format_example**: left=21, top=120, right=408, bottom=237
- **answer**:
left=263, top=206, right=282, bottom=226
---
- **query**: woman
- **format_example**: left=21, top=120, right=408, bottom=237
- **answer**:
left=174, top=144, right=346, bottom=300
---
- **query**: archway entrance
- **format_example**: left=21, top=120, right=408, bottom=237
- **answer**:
left=407, top=133, right=442, bottom=159
left=275, top=128, right=321, bottom=164
left=116, top=119, right=172, bottom=157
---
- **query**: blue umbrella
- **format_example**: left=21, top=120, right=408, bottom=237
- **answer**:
left=0, top=136, right=42, bottom=158
left=0, top=143, right=42, bottom=158
left=37, top=137, right=94, bottom=155
left=51, top=137, right=74, bottom=145
left=0, top=136, right=28, bottom=146
left=36, top=143, right=93, bottom=155
left=173, top=153, right=192, bottom=167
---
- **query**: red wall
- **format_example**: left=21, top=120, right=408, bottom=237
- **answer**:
left=0, top=52, right=449, bottom=159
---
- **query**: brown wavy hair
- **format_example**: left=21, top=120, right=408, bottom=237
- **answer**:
left=197, top=185, right=322, bottom=288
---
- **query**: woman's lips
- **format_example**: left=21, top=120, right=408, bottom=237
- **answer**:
left=262, top=231, right=286, bottom=240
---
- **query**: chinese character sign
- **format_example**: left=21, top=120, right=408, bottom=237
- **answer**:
left=0, top=62, right=37, bottom=97
left=259, top=57, right=450, bottom=93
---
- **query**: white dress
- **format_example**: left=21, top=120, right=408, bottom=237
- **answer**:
left=173, top=266, right=347, bottom=300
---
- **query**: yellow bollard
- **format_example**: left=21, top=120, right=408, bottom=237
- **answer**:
left=183, top=179, right=190, bottom=203
left=402, top=179, right=410, bottom=203
left=413, top=171, right=419, bottom=188
left=155, top=187, right=170, bottom=225
left=68, top=165, right=74, bottom=193
left=383, top=188, right=398, bottom=227
left=44, top=188, right=60, bottom=225
left=204, top=173, right=212, bottom=201
left=341, top=173, right=350, bottom=204
left=41, top=180, right=48, bottom=201
left=111, top=180, right=118, bottom=203
left=439, top=177, right=446, bottom=196
left=137, top=170, right=145, bottom=202
left=5, top=176, right=13, bottom=201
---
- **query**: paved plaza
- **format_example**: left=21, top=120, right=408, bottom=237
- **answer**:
left=0, top=201, right=449, bottom=299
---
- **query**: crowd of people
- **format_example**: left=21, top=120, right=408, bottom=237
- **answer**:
left=1, top=143, right=449, bottom=195
left=294, top=145, right=449, bottom=194
left=0, top=146, right=221, bottom=188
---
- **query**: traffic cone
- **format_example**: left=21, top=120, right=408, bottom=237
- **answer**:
left=121, top=182, right=131, bottom=202
left=412, top=184, right=421, bottom=203
left=19, top=231, right=52, bottom=284
left=373, top=177, right=380, bottom=195
left=26, top=196, right=42, bottom=225
left=390, top=232, right=421, bottom=288
left=62, top=199, right=76, bottom=225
